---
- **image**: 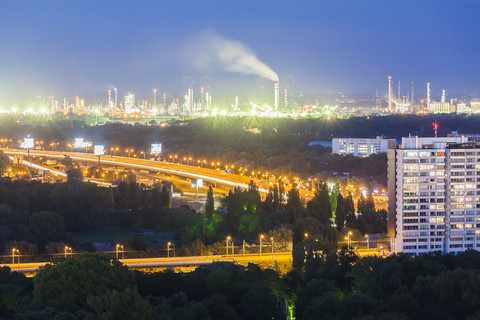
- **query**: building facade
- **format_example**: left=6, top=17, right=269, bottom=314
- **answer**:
left=388, top=138, right=480, bottom=255
left=332, top=137, right=396, bottom=157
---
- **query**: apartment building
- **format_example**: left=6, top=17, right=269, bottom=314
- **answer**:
left=332, top=137, right=396, bottom=157
left=388, top=136, right=480, bottom=255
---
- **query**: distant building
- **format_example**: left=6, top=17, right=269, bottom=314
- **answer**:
left=388, top=135, right=480, bottom=255
left=125, top=93, right=135, bottom=114
left=428, top=102, right=451, bottom=114
left=332, top=137, right=396, bottom=157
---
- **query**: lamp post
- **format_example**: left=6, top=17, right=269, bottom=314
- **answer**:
left=11, top=248, right=19, bottom=264
left=64, top=246, right=72, bottom=258
left=365, top=234, right=370, bottom=255
left=271, top=237, right=274, bottom=261
left=260, top=234, right=264, bottom=255
left=345, top=231, right=352, bottom=250
left=116, top=244, right=124, bottom=259
left=167, top=242, right=172, bottom=258
left=226, top=236, right=231, bottom=256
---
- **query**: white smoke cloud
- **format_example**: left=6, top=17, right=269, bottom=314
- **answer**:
left=185, top=30, right=279, bottom=82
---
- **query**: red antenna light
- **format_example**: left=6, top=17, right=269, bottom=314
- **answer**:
left=433, top=121, right=438, bottom=137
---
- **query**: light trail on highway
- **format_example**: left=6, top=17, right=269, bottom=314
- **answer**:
left=2, top=148, right=314, bottom=198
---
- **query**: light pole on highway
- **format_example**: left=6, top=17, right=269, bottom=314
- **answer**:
left=11, top=248, right=19, bottom=264
left=167, top=242, right=172, bottom=258
left=259, top=234, right=264, bottom=255
left=64, top=246, right=72, bottom=258
left=271, top=237, right=274, bottom=261
left=365, top=234, right=370, bottom=255
left=116, top=244, right=124, bottom=259
left=226, top=236, right=231, bottom=256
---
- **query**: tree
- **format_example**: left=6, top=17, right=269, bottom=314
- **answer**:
left=61, top=155, right=74, bottom=170
left=306, top=182, right=332, bottom=225
left=161, top=186, right=171, bottom=208
left=33, top=254, right=135, bottom=312
left=286, top=185, right=302, bottom=222
left=344, top=193, right=356, bottom=227
left=335, top=193, right=346, bottom=231
left=28, top=211, right=66, bottom=245
left=66, top=168, right=83, bottom=183
left=86, top=288, right=152, bottom=320
left=205, top=186, right=214, bottom=220
left=0, top=150, right=11, bottom=176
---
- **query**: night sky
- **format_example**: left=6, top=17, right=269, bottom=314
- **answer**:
left=1, top=0, right=479, bottom=98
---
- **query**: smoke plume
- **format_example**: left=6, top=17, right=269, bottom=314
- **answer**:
left=185, top=30, right=279, bottom=82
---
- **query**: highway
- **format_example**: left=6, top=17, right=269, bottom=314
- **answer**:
left=2, top=148, right=314, bottom=198
left=2, top=252, right=293, bottom=275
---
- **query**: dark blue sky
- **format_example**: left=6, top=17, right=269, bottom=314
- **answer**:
left=1, top=0, right=479, bottom=99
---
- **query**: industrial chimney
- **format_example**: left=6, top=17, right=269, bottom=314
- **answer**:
left=427, top=82, right=431, bottom=107
left=388, top=76, right=392, bottom=112
left=274, top=82, right=279, bottom=111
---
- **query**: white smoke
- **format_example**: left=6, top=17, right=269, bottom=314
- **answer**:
left=186, top=30, right=279, bottom=82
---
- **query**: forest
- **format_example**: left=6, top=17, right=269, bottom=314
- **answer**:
left=2, top=250, right=480, bottom=319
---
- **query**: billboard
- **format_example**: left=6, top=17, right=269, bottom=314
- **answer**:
left=74, top=138, right=84, bottom=148
left=21, top=137, right=34, bottom=149
left=94, top=145, right=105, bottom=156
left=191, top=178, right=203, bottom=187
left=150, top=143, right=162, bottom=154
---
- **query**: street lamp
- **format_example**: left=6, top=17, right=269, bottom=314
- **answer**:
left=345, top=231, right=352, bottom=250
left=11, top=248, right=19, bottom=264
left=259, top=234, right=264, bottom=255
left=64, top=246, right=72, bottom=258
left=365, top=234, right=369, bottom=255
left=226, top=236, right=231, bottom=256
left=271, top=237, right=274, bottom=261
left=304, top=232, right=309, bottom=239
left=167, top=242, right=172, bottom=258
left=116, top=244, right=124, bottom=259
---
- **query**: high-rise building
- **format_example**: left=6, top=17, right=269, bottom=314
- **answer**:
left=387, top=135, right=480, bottom=255
left=332, top=137, right=396, bottom=157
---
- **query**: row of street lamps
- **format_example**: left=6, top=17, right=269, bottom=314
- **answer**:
left=226, top=235, right=275, bottom=260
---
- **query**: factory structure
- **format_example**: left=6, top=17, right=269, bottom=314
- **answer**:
left=386, top=76, right=476, bottom=114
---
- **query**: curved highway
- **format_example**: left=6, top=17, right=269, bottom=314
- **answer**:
left=2, top=148, right=314, bottom=198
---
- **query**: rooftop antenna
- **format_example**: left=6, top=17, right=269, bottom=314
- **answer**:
left=433, top=120, right=438, bottom=138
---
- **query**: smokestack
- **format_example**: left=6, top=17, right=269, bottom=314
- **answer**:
left=427, top=82, right=431, bottom=107
left=441, top=89, right=446, bottom=103
left=108, top=89, right=112, bottom=107
left=163, top=93, right=166, bottom=110
left=153, top=89, right=157, bottom=107
left=284, top=88, right=288, bottom=108
left=411, top=81, right=414, bottom=105
left=274, top=81, right=279, bottom=111
left=388, top=76, right=392, bottom=112
left=398, top=80, right=401, bottom=104
left=114, top=88, right=118, bottom=108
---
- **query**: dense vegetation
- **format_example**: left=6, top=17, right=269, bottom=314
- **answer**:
left=3, top=250, right=480, bottom=319
left=0, top=175, right=386, bottom=262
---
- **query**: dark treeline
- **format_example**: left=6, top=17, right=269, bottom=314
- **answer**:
left=0, top=178, right=177, bottom=259
left=3, top=250, right=480, bottom=319
left=0, top=175, right=385, bottom=261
